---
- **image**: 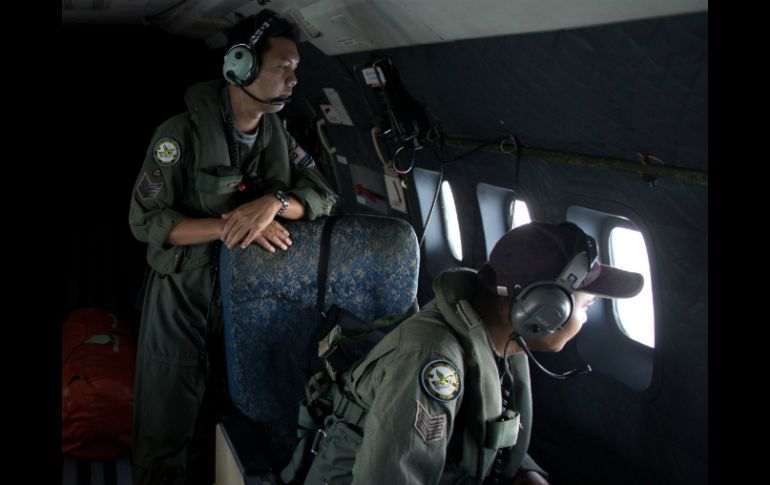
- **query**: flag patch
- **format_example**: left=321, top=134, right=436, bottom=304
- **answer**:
left=414, top=400, right=446, bottom=443
left=137, top=172, right=162, bottom=200
left=290, top=145, right=312, bottom=167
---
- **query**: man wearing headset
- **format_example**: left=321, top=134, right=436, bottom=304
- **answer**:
left=296, top=222, right=643, bottom=485
left=128, top=9, right=336, bottom=485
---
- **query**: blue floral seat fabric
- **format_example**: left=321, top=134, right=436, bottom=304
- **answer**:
left=219, top=215, right=419, bottom=465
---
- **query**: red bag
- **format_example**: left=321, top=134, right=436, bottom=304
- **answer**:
left=61, top=308, right=136, bottom=460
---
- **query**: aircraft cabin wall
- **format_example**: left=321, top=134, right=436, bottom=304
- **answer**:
left=282, top=11, right=707, bottom=485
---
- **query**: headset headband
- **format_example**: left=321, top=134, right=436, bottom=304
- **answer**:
left=249, top=15, right=277, bottom=50
left=555, top=231, right=597, bottom=290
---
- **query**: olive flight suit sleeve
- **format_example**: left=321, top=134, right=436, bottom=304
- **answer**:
left=351, top=347, right=464, bottom=485
left=128, top=116, right=191, bottom=253
left=282, top=126, right=337, bottom=219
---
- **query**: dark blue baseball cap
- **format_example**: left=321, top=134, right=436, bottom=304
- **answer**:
left=478, top=222, right=644, bottom=299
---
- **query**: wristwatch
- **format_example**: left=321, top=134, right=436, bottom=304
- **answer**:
left=274, top=190, right=290, bottom=216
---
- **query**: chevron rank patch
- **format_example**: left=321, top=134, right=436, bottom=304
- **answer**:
left=290, top=145, right=312, bottom=167
left=153, top=137, right=181, bottom=166
left=414, top=400, right=446, bottom=443
left=421, top=359, right=462, bottom=402
left=137, top=172, right=162, bottom=200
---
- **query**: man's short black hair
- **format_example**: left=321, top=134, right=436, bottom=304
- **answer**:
left=227, top=9, right=299, bottom=63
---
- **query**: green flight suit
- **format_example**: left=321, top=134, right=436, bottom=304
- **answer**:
left=128, top=80, right=336, bottom=485
left=302, top=268, right=546, bottom=484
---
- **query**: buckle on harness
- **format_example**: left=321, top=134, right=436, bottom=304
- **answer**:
left=318, top=324, right=343, bottom=359
left=324, top=359, right=338, bottom=382
left=310, top=428, right=327, bottom=455
left=305, top=371, right=325, bottom=403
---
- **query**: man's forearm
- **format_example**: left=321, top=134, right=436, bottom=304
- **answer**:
left=166, top=217, right=226, bottom=246
left=281, top=194, right=306, bottom=220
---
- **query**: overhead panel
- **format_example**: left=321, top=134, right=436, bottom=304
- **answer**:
left=62, top=0, right=180, bottom=24
left=63, top=0, right=708, bottom=52
left=292, top=0, right=707, bottom=55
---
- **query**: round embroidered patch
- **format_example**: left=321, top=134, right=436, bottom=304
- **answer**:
left=153, top=137, right=181, bottom=166
left=421, top=359, right=462, bottom=402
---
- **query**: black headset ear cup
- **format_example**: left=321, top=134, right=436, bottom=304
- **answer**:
left=510, top=284, right=574, bottom=339
left=223, top=44, right=257, bottom=86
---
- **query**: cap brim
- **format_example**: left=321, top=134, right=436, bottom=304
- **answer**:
left=578, top=264, right=644, bottom=299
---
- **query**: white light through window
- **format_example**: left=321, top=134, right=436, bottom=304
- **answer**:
left=509, top=199, right=532, bottom=229
left=440, top=181, right=463, bottom=261
left=609, top=227, right=655, bottom=348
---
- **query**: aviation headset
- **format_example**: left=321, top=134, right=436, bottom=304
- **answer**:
left=509, top=230, right=598, bottom=339
left=222, top=12, right=289, bottom=86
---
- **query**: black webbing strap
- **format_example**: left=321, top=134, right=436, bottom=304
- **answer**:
left=316, top=216, right=340, bottom=314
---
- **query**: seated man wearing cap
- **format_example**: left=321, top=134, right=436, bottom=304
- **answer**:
left=299, top=222, right=644, bottom=485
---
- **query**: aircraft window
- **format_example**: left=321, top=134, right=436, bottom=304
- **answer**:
left=609, top=226, right=655, bottom=348
left=440, top=181, right=463, bottom=261
left=508, top=199, right=532, bottom=229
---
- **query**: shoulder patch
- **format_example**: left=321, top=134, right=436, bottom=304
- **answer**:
left=421, top=359, right=462, bottom=402
left=153, top=137, right=181, bottom=166
left=137, top=172, right=162, bottom=200
left=414, top=400, right=446, bottom=443
left=290, top=145, right=312, bottom=167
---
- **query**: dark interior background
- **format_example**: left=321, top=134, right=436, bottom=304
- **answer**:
left=61, top=26, right=221, bottom=327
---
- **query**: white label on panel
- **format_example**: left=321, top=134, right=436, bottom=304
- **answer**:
left=322, top=88, right=354, bottom=126
left=362, top=67, right=386, bottom=86
left=320, top=104, right=342, bottom=124
left=384, top=174, right=407, bottom=213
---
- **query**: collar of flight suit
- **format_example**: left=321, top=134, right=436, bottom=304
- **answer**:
left=432, top=268, right=507, bottom=479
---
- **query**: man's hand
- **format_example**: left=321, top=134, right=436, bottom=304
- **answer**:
left=221, top=195, right=291, bottom=252
left=251, top=220, right=292, bottom=253
left=512, top=471, right=549, bottom=485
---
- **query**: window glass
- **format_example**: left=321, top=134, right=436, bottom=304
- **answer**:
left=509, top=199, right=532, bottom=229
left=609, top=227, right=655, bottom=347
left=440, top=181, right=463, bottom=261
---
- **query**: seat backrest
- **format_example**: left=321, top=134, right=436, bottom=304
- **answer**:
left=219, top=215, right=419, bottom=465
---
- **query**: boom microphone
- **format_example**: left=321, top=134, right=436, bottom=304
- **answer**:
left=225, top=70, right=292, bottom=106
left=504, top=334, right=592, bottom=381
left=238, top=84, right=291, bottom=106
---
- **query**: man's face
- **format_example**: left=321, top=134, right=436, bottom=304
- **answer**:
left=525, top=291, right=597, bottom=352
left=245, top=36, right=299, bottom=112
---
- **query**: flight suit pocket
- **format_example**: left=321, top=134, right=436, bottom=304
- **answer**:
left=305, top=421, right=362, bottom=484
left=484, top=410, right=520, bottom=449
left=195, top=165, right=242, bottom=215
left=146, top=244, right=185, bottom=274
left=181, top=242, right=212, bottom=271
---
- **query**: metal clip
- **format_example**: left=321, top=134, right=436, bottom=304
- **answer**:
left=310, top=428, right=327, bottom=455
left=318, top=324, right=342, bottom=359
left=324, top=359, right=338, bottom=382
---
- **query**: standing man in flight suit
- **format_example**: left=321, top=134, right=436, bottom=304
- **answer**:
left=128, top=9, right=336, bottom=485
left=295, top=222, right=643, bottom=485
